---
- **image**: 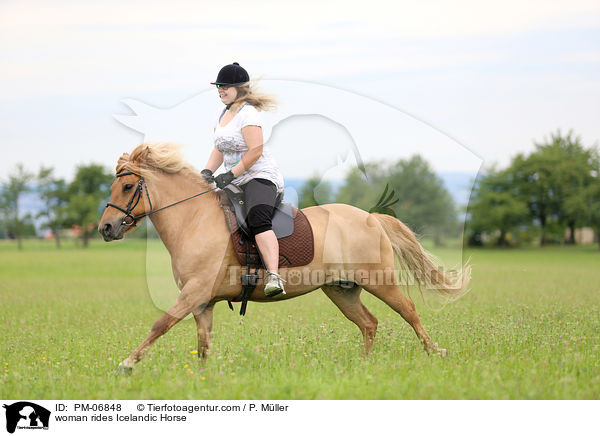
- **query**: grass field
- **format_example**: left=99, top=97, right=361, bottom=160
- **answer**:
left=0, top=239, right=599, bottom=399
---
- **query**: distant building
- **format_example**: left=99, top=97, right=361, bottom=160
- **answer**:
left=564, top=227, right=595, bottom=244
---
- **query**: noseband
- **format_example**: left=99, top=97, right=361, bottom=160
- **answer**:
left=105, top=171, right=153, bottom=226
left=105, top=171, right=217, bottom=226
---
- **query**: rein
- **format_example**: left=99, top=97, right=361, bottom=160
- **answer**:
left=105, top=171, right=217, bottom=226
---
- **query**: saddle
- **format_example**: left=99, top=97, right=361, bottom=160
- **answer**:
left=219, top=185, right=315, bottom=316
left=219, top=185, right=314, bottom=268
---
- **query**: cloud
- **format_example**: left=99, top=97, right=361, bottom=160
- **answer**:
left=1, top=0, right=599, bottom=102
left=2, top=0, right=599, bottom=34
left=0, top=0, right=598, bottom=181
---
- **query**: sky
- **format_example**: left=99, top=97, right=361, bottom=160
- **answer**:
left=1, top=0, right=599, bottom=187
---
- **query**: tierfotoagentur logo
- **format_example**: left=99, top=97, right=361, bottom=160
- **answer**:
left=3, top=402, right=50, bottom=433
left=113, top=79, right=481, bottom=313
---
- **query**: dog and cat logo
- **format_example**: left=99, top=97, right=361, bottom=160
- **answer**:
left=3, top=402, right=50, bottom=433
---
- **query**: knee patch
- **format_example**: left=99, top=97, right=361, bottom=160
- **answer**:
left=247, top=204, right=274, bottom=235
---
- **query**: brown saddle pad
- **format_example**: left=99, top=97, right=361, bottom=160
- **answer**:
left=220, top=194, right=314, bottom=268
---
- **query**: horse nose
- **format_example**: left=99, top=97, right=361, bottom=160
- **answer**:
left=102, top=223, right=112, bottom=237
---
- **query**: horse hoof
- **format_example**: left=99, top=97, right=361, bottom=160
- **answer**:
left=439, top=348, right=448, bottom=357
left=115, top=363, right=133, bottom=376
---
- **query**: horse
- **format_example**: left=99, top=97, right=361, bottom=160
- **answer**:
left=98, top=142, right=471, bottom=373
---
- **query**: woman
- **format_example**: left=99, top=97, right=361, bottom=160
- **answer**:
left=201, top=62, right=285, bottom=297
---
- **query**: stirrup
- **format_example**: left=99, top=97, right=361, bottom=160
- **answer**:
left=264, top=271, right=286, bottom=297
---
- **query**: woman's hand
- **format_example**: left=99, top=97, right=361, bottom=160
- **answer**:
left=200, top=169, right=214, bottom=183
left=214, top=171, right=235, bottom=189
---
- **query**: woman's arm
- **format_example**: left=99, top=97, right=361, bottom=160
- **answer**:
left=204, top=147, right=224, bottom=173
left=231, top=125, right=263, bottom=177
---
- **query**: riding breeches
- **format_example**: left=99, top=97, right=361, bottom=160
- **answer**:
left=240, top=178, right=278, bottom=236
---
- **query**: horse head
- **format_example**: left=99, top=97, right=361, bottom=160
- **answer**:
left=98, top=143, right=216, bottom=242
left=98, top=169, right=151, bottom=241
left=98, top=150, right=153, bottom=241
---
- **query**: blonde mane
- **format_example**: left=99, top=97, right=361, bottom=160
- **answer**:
left=116, top=142, right=221, bottom=206
left=116, top=142, right=207, bottom=186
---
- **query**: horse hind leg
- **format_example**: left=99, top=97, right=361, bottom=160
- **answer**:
left=364, top=282, right=444, bottom=356
left=322, top=284, right=378, bottom=355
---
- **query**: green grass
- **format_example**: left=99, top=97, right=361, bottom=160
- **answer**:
left=0, top=239, right=599, bottom=399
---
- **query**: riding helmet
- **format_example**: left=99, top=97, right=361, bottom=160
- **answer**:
left=210, top=62, right=250, bottom=86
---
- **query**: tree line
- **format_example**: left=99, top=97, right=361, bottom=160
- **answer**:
left=298, top=130, right=599, bottom=248
left=298, top=155, right=460, bottom=246
left=0, top=164, right=113, bottom=249
left=2, top=130, right=598, bottom=249
left=466, top=130, right=599, bottom=247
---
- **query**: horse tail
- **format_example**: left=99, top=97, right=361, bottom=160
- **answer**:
left=372, top=213, right=471, bottom=302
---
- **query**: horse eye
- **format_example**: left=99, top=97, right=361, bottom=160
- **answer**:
left=123, top=184, right=134, bottom=192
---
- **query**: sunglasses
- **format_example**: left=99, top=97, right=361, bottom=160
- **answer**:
left=216, top=84, right=231, bottom=90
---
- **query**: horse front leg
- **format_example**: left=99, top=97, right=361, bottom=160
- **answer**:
left=117, top=281, right=210, bottom=374
left=192, top=304, right=214, bottom=361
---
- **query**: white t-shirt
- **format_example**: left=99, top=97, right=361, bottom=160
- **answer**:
left=213, top=103, right=284, bottom=192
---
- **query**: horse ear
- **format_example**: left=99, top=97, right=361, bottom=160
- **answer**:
left=132, top=146, right=151, bottom=169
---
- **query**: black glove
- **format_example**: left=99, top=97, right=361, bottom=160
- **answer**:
left=214, top=171, right=235, bottom=189
left=200, top=169, right=214, bottom=184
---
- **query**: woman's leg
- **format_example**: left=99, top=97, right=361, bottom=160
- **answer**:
left=243, top=179, right=284, bottom=296
left=243, top=178, right=279, bottom=271
left=254, top=229, right=279, bottom=274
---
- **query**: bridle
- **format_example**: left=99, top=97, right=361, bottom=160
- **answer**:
left=105, top=171, right=217, bottom=226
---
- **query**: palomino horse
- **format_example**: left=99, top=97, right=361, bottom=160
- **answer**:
left=98, top=143, right=470, bottom=373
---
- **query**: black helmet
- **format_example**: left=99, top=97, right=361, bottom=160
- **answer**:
left=210, top=62, right=249, bottom=86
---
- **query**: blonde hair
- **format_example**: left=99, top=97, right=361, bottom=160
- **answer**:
left=234, top=76, right=277, bottom=111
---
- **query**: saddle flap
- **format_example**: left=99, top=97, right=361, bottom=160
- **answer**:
left=272, top=201, right=293, bottom=238
left=222, top=184, right=293, bottom=239
left=223, top=185, right=250, bottom=236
